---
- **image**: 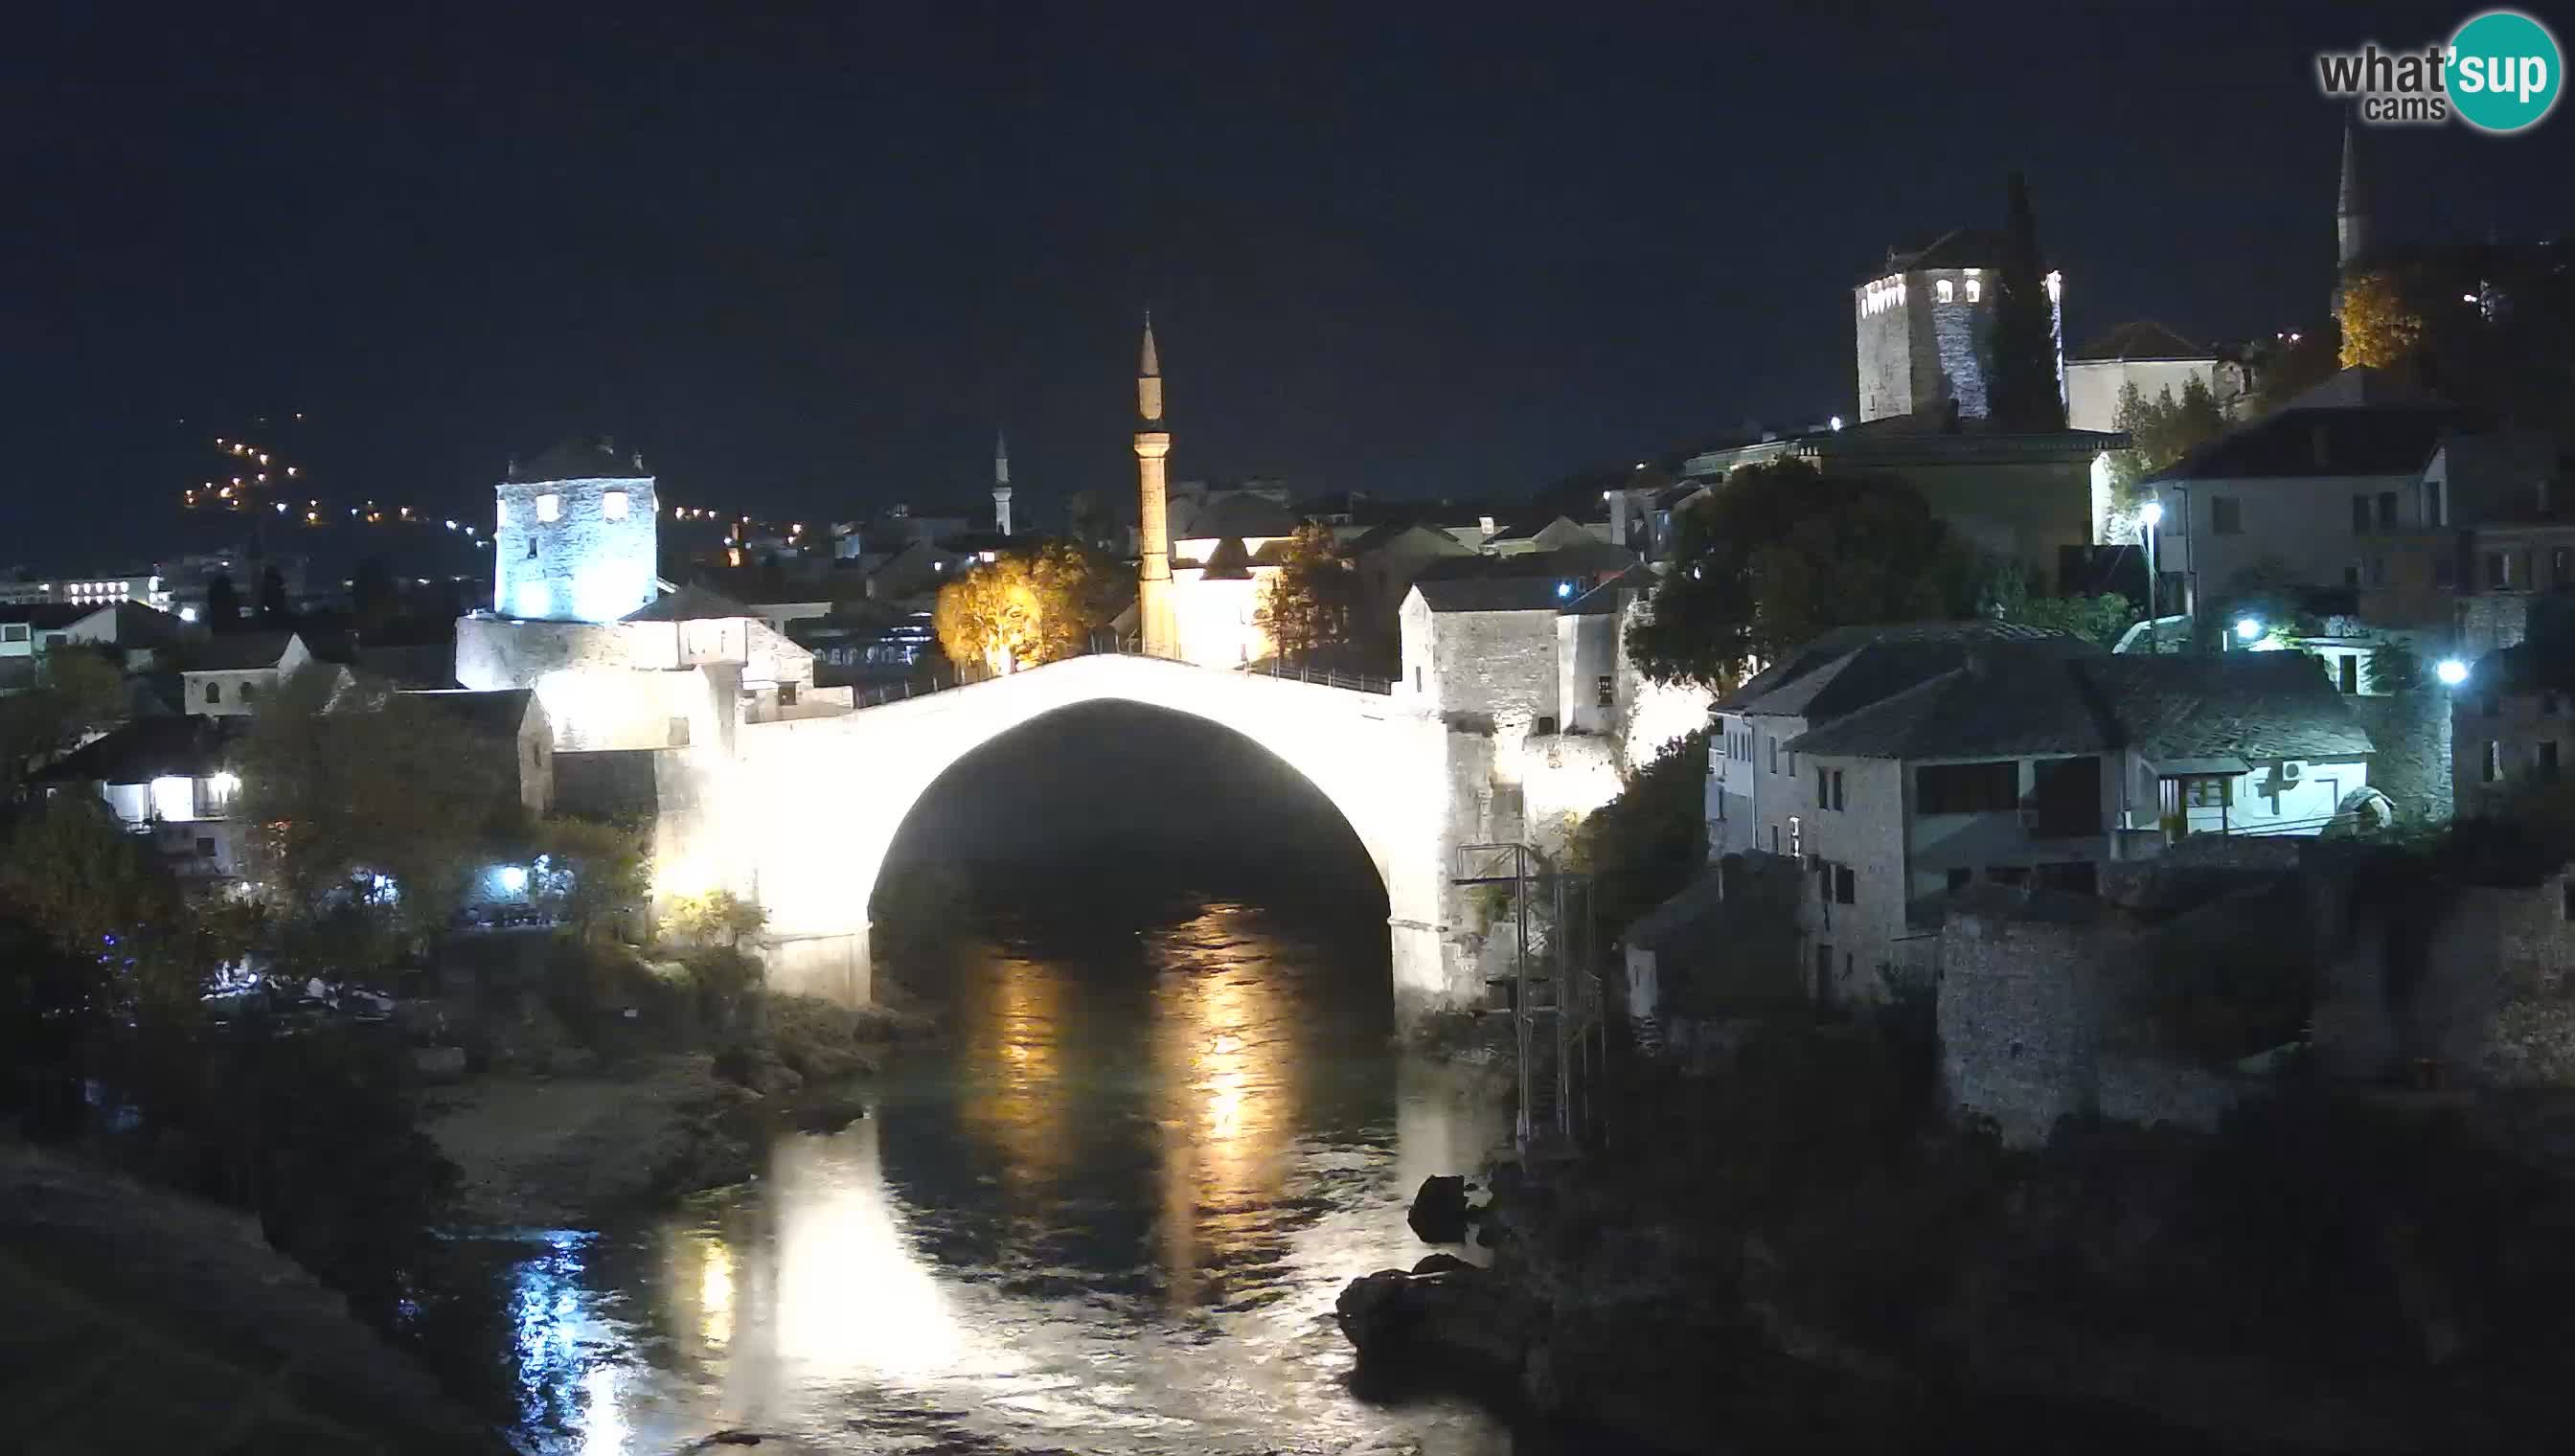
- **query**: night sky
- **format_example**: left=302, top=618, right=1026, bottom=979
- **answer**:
left=11, top=3, right=2572, bottom=567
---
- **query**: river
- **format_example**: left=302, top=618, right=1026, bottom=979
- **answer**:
left=402, top=882, right=1522, bottom=1455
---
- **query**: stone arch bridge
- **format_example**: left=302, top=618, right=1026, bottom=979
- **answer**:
left=693, top=654, right=1481, bottom=1023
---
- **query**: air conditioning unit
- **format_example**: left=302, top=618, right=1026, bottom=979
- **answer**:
left=2281, top=761, right=2303, bottom=784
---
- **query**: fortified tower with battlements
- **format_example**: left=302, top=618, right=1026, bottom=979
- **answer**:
left=493, top=436, right=659, bottom=624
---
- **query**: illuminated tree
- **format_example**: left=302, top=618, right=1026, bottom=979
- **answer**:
left=531, top=815, right=649, bottom=944
left=2102, top=375, right=2227, bottom=516
left=1255, top=523, right=1355, bottom=668
left=932, top=542, right=1115, bottom=677
left=2339, top=269, right=2425, bottom=370
left=660, top=888, right=766, bottom=948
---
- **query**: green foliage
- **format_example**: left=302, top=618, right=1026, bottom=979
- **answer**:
left=1255, top=522, right=1356, bottom=667
left=1975, top=561, right=2138, bottom=648
left=1985, top=171, right=2066, bottom=432
left=531, top=815, right=649, bottom=942
left=235, top=667, right=511, bottom=955
left=1628, top=461, right=1950, bottom=688
left=2365, top=639, right=2425, bottom=694
left=0, top=647, right=127, bottom=797
left=2101, top=375, right=2227, bottom=513
left=1570, top=731, right=1709, bottom=938
left=660, top=888, right=767, bottom=948
left=681, top=945, right=764, bottom=1033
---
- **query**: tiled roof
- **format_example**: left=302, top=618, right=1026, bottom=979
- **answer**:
left=513, top=436, right=647, bottom=481
left=2071, top=320, right=2209, bottom=362
left=1414, top=541, right=1637, bottom=584
left=2147, top=405, right=2483, bottom=483
left=1718, top=621, right=2085, bottom=713
left=181, top=629, right=300, bottom=672
left=1413, top=577, right=1572, bottom=613
left=399, top=688, right=536, bottom=739
left=1786, top=650, right=2373, bottom=762
left=38, top=717, right=244, bottom=785
left=623, top=584, right=754, bottom=622
left=1880, top=227, right=2008, bottom=275
left=0, top=603, right=94, bottom=630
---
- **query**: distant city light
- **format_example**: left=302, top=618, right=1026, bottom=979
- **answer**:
left=1830, top=416, right=1844, bottom=431
left=178, top=605, right=198, bottom=623
left=2436, top=657, right=2470, bottom=687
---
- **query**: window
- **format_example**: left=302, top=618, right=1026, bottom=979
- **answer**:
left=0, top=624, right=25, bottom=643
left=1534, top=716, right=1558, bottom=736
left=1596, top=674, right=1614, bottom=709
left=2488, top=552, right=2512, bottom=589
left=1834, top=865, right=1855, bottom=905
left=1789, top=815, right=1802, bottom=860
left=778, top=682, right=799, bottom=708
left=2377, top=491, right=2399, bottom=529
left=204, top=681, right=221, bottom=704
left=1768, top=737, right=1778, bottom=773
left=2484, top=739, right=2501, bottom=784
left=2344, top=563, right=2361, bottom=588
left=1965, top=278, right=1982, bottom=303
left=2339, top=655, right=2359, bottom=694
left=1813, top=944, right=1834, bottom=1004
left=603, top=489, right=630, bottom=521
left=669, top=716, right=692, bottom=748
left=2352, top=494, right=2373, bottom=534
left=1916, top=761, right=2019, bottom=815
left=2436, top=555, right=2458, bottom=588
left=2368, top=555, right=2387, bottom=586
left=2211, top=496, right=2242, bottom=535
left=2542, top=740, right=2562, bottom=782
left=2564, top=878, right=2575, bottom=922
left=2183, top=775, right=2232, bottom=808
left=2556, top=548, right=2572, bottom=586
left=1831, top=769, right=1845, bottom=810
left=536, top=492, right=562, bottom=522
left=2029, top=756, right=2103, bottom=836
left=2546, top=692, right=2563, bottom=716
left=1936, top=279, right=1954, bottom=303
left=195, top=837, right=216, bottom=857
left=1413, top=667, right=1423, bottom=692
left=238, top=681, right=256, bottom=703
left=1771, top=825, right=1780, bottom=853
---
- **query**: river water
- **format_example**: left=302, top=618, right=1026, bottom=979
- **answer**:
left=409, top=885, right=1520, bottom=1455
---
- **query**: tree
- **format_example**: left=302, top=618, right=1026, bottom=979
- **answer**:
left=2339, top=269, right=2427, bottom=371
left=257, top=565, right=290, bottom=626
left=1628, top=460, right=1951, bottom=689
left=1064, top=491, right=1112, bottom=551
left=2100, top=376, right=2228, bottom=525
left=531, top=815, right=649, bottom=943
left=0, top=646, right=127, bottom=797
left=1985, top=171, right=2066, bottom=432
left=660, top=888, right=766, bottom=949
left=932, top=541, right=1114, bottom=677
left=236, top=667, right=510, bottom=962
left=1977, top=561, right=2139, bottom=648
left=203, top=572, right=242, bottom=632
left=0, top=795, right=199, bottom=1021
left=1568, top=731, right=1709, bottom=940
left=1255, top=523, right=1356, bottom=667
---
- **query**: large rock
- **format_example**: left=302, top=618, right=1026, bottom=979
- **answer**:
left=1333, top=1264, right=1530, bottom=1383
left=1407, top=1173, right=1474, bottom=1244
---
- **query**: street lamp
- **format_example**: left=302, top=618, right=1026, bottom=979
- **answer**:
left=2436, top=657, right=2470, bottom=687
left=2140, top=499, right=2163, bottom=653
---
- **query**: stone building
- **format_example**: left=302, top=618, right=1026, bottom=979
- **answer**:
left=2063, top=321, right=2243, bottom=435
left=493, top=437, right=659, bottom=625
left=2451, top=640, right=2575, bottom=818
left=178, top=630, right=326, bottom=716
left=1854, top=228, right=2061, bottom=424
left=399, top=688, right=555, bottom=817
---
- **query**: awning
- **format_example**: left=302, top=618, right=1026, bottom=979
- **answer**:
left=2152, top=755, right=2251, bottom=777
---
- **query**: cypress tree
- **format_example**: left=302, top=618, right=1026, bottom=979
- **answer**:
left=1986, top=171, right=2065, bottom=431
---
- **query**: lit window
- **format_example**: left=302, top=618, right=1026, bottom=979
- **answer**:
left=1936, top=279, right=1954, bottom=304
left=603, top=490, right=629, bottom=520
left=536, top=493, right=562, bottom=522
left=1966, top=279, right=1982, bottom=303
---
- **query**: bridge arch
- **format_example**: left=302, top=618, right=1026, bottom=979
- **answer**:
left=715, top=655, right=1465, bottom=1021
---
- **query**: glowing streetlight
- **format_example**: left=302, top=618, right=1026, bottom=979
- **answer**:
left=2235, top=617, right=2263, bottom=643
left=2139, top=500, right=2163, bottom=529
left=2436, top=658, right=2470, bottom=687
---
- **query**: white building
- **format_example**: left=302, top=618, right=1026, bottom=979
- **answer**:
left=38, top=717, right=251, bottom=883
left=2063, top=321, right=2244, bottom=434
left=180, top=630, right=324, bottom=716
left=0, top=572, right=174, bottom=612
left=1716, top=634, right=2374, bottom=1004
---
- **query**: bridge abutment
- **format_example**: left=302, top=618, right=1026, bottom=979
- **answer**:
left=764, top=927, right=872, bottom=1007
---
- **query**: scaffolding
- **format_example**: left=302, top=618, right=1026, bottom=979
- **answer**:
left=1454, top=841, right=1605, bottom=1153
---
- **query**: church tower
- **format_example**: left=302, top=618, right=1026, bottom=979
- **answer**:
left=2336, top=120, right=2371, bottom=273
left=992, top=429, right=1014, bottom=536
left=1133, top=315, right=1178, bottom=658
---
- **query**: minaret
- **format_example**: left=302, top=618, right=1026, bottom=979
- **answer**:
left=992, top=429, right=1014, bottom=536
left=1133, top=313, right=1178, bottom=658
left=2336, top=120, right=2370, bottom=273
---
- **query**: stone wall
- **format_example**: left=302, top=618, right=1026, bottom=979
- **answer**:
left=2320, top=870, right=2575, bottom=1088
left=2353, top=689, right=2452, bottom=825
left=1937, top=895, right=2109, bottom=1148
left=1927, top=284, right=1990, bottom=420
left=493, top=473, right=657, bottom=623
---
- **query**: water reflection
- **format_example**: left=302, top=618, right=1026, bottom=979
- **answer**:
left=447, top=895, right=1512, bottom=1454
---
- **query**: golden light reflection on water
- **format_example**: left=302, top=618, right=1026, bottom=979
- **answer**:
left=1151, top=906, right=1299, bottom=1308
left=956, top=948, right=1071, bottom=1193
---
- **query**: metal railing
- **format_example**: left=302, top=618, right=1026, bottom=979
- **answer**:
left=843, top=638, right=1394, bottom=710
left=1235, top=658, right=1395, bottom=694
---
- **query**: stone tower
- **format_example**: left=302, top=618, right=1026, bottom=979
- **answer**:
left=992, top=429, right=1014, bottom=536
left=1133, top=315, right=1178, bottom=658
left=493, top=436, right=658, bottom=623
left=2336, top=120, right=2371, bottom=273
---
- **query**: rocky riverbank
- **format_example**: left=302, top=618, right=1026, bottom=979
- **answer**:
left=1338, top=1020, right=2575, bottom=1454
left=1, top=1140, right=510, bottom=1455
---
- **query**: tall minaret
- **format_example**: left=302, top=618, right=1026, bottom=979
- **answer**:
left=2336, top=120, right=2370, bottom=273
left=992, top=428, right=1014, bottom=536
left=1133, top=313, right=1178, bottom=658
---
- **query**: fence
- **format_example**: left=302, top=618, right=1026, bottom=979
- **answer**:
left=847, top=638, right=1393, bottom=710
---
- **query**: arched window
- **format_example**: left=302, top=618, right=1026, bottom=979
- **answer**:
left=204, top=681, right=221, bottom=704
left=239, top=681, right=257, bottom=703
left=1966, top=279, right=1982, bottom=303
left=1936, top=279, right=1954, bottom=304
